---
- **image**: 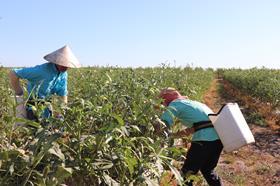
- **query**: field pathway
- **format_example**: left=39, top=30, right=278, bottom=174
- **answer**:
left=203, top=78, right=280, bottom=186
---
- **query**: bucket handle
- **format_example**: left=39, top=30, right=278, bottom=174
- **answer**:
left=208, top=104, right=228, bottom=123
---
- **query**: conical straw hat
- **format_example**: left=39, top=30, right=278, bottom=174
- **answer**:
left=43, top=45, right=81, bottom=68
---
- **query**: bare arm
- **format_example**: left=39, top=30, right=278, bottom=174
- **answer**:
left=170, top=128, right=195, bottom=138
left=9, top=71, right=23, bottom=96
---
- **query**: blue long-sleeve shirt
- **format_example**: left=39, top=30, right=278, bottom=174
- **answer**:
left=13, top=62, right=68, bottom=99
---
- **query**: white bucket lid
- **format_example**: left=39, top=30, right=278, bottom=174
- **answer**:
left=43, top=45, right=81, bottom=68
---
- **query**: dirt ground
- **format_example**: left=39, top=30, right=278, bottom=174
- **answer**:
left=203, top=78, right=280, bottom=186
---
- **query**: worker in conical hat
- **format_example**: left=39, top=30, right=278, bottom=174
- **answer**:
left=154, top=87, right=223, bottom=186
left=9, top=45, right=81, bottom=123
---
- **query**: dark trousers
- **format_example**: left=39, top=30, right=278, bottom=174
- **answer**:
left=181, top=140, right=223, bottom=186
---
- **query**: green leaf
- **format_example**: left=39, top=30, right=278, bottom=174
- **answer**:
left=9, top=163, right=14, bottom=175
left=15, top=117, right=42, bottom=128
left=103, top=173, right=120, bottom=186
left=113, top=114, right=124, bottom=126
left=0, top=151, right=8, bottom=160
left=54, top=166, right=73, bottom=184
left=48, top=143, right=65, bottom=161
left=92, top=161, right=114, bottom=170
left=125, top=156, right=137, bottom=176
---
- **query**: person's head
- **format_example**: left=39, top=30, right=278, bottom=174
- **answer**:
left=55, top=64, right=69, bottom=72
left=159, top=87, right=188, bottom=106
left=43, top=45, right=81, bottom=69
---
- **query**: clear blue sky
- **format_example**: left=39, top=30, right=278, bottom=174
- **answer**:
left=1, top=0, right=280, bottom=69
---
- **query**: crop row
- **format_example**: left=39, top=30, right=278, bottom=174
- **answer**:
left=222, top=68, right=280, bottom=107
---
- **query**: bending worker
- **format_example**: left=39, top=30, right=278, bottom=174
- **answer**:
left=9, top=45, right=81, bottom=123
left=155, top=87, right=223, bottom=186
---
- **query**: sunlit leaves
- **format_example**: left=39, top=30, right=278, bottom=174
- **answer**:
left=223, top=68, right=280, bottom=107
left=0, top=66, right=215, bottom=185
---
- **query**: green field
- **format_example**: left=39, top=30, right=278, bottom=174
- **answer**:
left=222, top=68, right=280, bottom=107
left=0, top=66, right=279, bottom=185
left=0, top=66, right=214, bottom=185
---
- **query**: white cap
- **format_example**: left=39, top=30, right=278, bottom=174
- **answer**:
left=43, top=45, right=81, bottom=68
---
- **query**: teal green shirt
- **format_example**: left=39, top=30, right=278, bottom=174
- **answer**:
left=13, top=63, right=68, bottom=99
left=161, top=99, right=219, bottom=141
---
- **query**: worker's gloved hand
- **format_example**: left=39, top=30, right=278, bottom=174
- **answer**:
left=14, top=95, right=27, bottom=127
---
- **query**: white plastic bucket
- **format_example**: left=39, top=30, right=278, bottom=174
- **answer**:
left=208, top=103, right=255, bottom=152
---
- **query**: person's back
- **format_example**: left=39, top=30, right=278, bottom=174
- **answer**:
left=164, top=99, right=220, bottom=142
